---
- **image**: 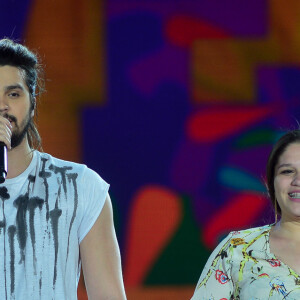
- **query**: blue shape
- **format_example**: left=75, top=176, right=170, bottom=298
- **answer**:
left=82, top=12, right=190, bottom=248
left=107, top=12, right=163, bottom=68
left=0, top=1, right=33, bottom=40
left=82, top=83, right=189, bottom=248
left=279, top=68, right=300, bottom=100
left=219, top=166, right=266, bottom=192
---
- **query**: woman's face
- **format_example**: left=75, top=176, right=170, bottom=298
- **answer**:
left=274, top=142, right=300, bottom=221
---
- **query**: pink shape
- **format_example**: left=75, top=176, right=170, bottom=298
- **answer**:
left=202, top=192, right=268, bottom=249
left=187, top=106, right=274, bottom=143
left=165, top=15, right=230, bottom=47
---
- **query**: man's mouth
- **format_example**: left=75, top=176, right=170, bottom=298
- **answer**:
left=5, top=115, right=16, bottom=124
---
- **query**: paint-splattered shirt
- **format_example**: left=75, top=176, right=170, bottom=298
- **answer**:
left=0, top=151, right=109, bottom=300
left=191, top=224, right=300, bottom=300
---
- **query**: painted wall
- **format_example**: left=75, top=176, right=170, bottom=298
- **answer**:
left=3, top=0, right=300, bottom=299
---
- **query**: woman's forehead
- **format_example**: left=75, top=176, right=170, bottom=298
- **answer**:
left=278, top=143, right=300, bottom=164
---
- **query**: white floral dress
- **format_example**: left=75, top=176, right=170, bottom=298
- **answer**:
left=191, top=225, right=300, bottom=299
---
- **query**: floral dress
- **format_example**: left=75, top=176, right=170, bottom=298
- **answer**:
left=191, top=224, right=300, bottom=300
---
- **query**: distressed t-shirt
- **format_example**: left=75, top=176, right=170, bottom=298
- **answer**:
left=191, top=225, right=300, bottom=300
left=0, top=151, right=109, bottom=300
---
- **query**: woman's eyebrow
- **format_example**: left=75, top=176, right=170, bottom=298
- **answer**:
left=277, top=163, right=292, bottom=169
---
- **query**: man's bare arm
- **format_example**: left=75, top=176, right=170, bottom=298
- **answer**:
left=80, top=194, right=127, bottom=300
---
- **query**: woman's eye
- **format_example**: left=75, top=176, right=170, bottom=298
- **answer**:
left=280, top=169, right=293, bottom=174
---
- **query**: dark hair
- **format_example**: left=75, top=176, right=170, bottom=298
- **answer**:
left=0, top=38, right=44, bottom=150
left=266, top=130, right=300, bottom=215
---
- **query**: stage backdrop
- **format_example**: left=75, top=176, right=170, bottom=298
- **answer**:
left=2, top=0, right=300, bottom=299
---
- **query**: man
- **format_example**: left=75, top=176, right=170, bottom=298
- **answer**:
left=0, top=39, right=127, bottom=299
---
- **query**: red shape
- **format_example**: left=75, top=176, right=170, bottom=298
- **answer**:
left=124, top=185, right=182, bottom=286
left=202, top=192, right=268, bottom=249
left=165, top=15, right=229, bottom=47
left=187, top=106, right=273, bottom=143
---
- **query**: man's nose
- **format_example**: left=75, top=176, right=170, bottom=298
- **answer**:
left=0, top=96, right=8, bottom=113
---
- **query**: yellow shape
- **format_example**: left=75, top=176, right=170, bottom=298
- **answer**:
left=192, top=0, right=300, bottom=104
left=24, top=0, right=106, bottom=162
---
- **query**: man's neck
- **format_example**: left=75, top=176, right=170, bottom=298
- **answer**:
left=6, top=137, right=34, bottom=179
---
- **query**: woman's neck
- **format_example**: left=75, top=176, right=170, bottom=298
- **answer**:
left=273, top=218, right=300, bottom=242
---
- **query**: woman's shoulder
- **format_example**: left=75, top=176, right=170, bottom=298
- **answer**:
left=228, top=224, right=273, bottom=244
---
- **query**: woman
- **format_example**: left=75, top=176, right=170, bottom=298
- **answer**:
left=191, top=130, right=300, bottom=299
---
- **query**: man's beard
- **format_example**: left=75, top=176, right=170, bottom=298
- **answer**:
left=8, top=111, right=32, bottom=149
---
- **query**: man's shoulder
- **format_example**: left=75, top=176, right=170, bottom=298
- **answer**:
left=36, top=151, right=107, bottom=185
left=36, top=151, right=87, bottom=171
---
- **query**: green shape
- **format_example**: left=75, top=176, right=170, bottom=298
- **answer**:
left=234, top=129, right=277, bottom=149
left=144, top=195, right=210, bottom=285
left=273, top=130, right=287, bottom=142
left=219, top=166, right=266, bottom=192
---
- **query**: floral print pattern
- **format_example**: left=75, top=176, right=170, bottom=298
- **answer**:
left=267, top=259, right=281, bottom=267
left=230, top=238, right=245, bottom=246
left=215, top=270, right=229, bottom=284
left=191, top=225, right=300, bottom=299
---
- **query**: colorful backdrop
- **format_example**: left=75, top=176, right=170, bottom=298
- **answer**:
left=3, top=0, right=300, bottom=299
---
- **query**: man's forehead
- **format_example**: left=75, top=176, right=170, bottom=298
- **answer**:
left=0, top=65, right=28, bottom=89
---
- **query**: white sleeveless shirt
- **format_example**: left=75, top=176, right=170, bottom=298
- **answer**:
left=0, top=151, right=109, bottom=299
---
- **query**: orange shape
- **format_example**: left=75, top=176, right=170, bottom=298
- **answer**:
left=124, top=185, right=182, bottom=286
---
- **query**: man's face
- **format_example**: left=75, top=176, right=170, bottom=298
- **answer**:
left=0, top=65, right=33, bottom=149
left=10, top=105, right=32, bottom=148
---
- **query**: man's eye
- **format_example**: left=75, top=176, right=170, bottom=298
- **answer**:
left=8, top=92, right=19, bottom=97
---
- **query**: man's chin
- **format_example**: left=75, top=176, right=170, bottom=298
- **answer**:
left=10, top=115, right=31, bottom=149
left=11, top=133, right=27, bottom=149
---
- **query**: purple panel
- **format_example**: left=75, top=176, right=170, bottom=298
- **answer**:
left=128, top=45, right=188, bottom=96
left=257, top=67, right=300, bottom=128
left=108, top=0, right=268, bottom=37
left=226, top=145, right=271, bottom=178
left=170, top=141, right=217, bottom=194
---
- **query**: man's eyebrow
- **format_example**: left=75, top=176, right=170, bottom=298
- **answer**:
left=5, top=84, right=25, bottom=92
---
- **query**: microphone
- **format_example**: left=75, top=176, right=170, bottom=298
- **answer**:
left=0, top=142, right=7, bottom=183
